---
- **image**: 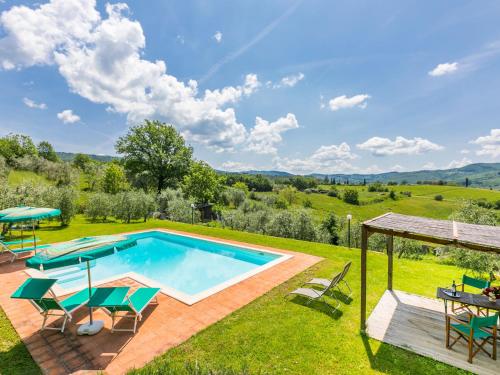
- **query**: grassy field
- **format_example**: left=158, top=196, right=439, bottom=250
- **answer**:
left=1, top=216, right=487, bottom=374
left=263, top=184, right=500, bottom=221
left=7, top=170, right=51, bottom=187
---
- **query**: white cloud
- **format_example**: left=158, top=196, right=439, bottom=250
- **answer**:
left=220, top=161, right=256, bottom=172
left=328, top=94, right=370, bottom=111
left=57, top=109, right=80, bottom=123
left=176, top=35, right=185, bottom=44
left=23, top=97, right=47, bottom=109
left=357, top=136, right=443, bottom=156
left=273, top=142, right=358, bottom=174
left=428, top=62, right=458, bottom=77
left=275, top=72, right=304, bottom=88
left=247, top=113, right=299, bottom=154
left=471, top=129, right=500, bottom=158
left=0, top=1, right=273, bottom=152
left=460, top=149, right=470, bottom=154
left=446, top=157, right=472, bottom=169
left=213, top=31, right=222, bottom=43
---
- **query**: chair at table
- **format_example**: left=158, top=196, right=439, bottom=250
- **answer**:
left=452, top=275, right=490, bottom=319
left=446, top=312, right=498, bottom=363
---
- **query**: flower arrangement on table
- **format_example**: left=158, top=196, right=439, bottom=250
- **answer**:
left=482, top=286, right=500, bottom=302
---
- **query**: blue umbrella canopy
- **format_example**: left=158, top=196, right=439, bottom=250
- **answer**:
left=0, top=206, right=30, bottom=218
left=26, top=235, right=137, bottom=271
left=0, top=207, right=61, bottom=223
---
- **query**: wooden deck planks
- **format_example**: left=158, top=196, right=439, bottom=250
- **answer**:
left=366, top=290, right=498, bottom=375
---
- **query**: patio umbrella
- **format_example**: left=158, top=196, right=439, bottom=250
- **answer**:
left=0, top=207, right=61, bottom=251
left=25, top=235, right=137, bottom=335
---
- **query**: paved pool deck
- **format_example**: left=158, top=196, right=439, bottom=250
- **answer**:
left=0, top=229, right=322, bottom=374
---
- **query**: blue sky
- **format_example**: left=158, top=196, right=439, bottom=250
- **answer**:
left=0, top=0, right=499, bottom=174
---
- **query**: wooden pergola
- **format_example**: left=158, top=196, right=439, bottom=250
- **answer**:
left=360, top=212, right=500, bottom=331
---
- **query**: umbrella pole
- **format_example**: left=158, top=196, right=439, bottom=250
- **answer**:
left=86, top=260, right=93, bottom=325
left=21, top=226, right=24, bottom=250
left=32, top=220, right=37, bottom=253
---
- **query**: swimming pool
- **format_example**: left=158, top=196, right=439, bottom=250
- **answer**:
left=31, top=230, right=290, bottom=304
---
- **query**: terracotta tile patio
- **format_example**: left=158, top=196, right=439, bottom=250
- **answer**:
left=0, top=229, right=321, bottom=374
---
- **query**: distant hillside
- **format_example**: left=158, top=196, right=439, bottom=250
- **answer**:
left=56, top=152, right=118, bottom=163
left=233, top=163, right=500, bottom=189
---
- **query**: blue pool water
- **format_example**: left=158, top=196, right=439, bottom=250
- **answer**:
left=45, top=231, right=281, bottom=296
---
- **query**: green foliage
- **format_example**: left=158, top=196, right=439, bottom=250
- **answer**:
left=367, top=183, right=388, bottom=192
left=288, top=176, right=318, bottom=191
left=280, top=186, right=297, bottom=205
left=85, top=192, right=113, bottom=222
left=302, top=198, right=313, bottom=208
left=0, top=156, right=9, bottom=180
left=0, top=133, right=37, bottom=164
left=395, top=238, right=426, bottom=260
left=116, top=120, right=193, bottom=192
left=101, top=163, right=128, bottom=194
left=37, top=141, right=59, bottom=162
left=342, top=189, right=359, bottom=205
left=113, top=191, right=156, bottom=223
left=72, top=153, right=92, bottom=170
left=327, top=186, right=339, bottom=197
left=84, top=161, right=104, bottom=192
left=447, top=201, right=499, bottom=276
left=389, top=190, right=397, bottom=200
left=274, top=197, right=288, bottom=209
left=232, top=181, right=249, bottom=194
left=222, top=187, right=246, bottom=208
left=321, top=212, right=339, bottom=245
left=49, top=186, right=77, bottom=225
left=183, top=161, right=223, bottom=204
left=434, top=194, right=443, bottom=201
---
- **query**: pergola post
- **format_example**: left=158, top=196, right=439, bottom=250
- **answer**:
left=387, top=235, right=393, bottom=291
left=360, top=225, right=368, bottom=332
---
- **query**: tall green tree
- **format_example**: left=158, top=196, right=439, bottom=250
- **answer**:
left=37, top=141, right=59, bottom=162
left=0, top=134, right=37, bottom=163
left=116, top=120, right=193, bottom=193
left=183, top=161, right=222, bottom=204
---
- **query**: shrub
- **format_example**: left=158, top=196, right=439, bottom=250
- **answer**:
left=302, top=198, right=313, bottom=208
left=267, top=211, right=295, bottom=239
left=434, top=194, right=443, bottom=201
left=274, top=197, right=288, bottom=209
left=327, top=186, right=339, bottom=197
left=166, top=198, right=199, bottom=223
left=102, top=163, right=128, bottom=194
left=321, top=213, right=339, bottom=245
left=85, top=193, right=113, bottom=222
left=280, top=186, right=298, bottom=205
left=389, top=190, right=397, bottom=200
left=292, top=210, right=317, bottom=241
left=157, top=188, right=183, bottom=212
left=222, top=187, right=246, bottom=208
left=51, top=186, right=77, bottom=225
left=343, top=189, right=359, bottom=205
left=367, top=183, right=388, bottom=192
left=113, top=191, right=156, bottom=223
left=232, top=181, right=249, bottom=194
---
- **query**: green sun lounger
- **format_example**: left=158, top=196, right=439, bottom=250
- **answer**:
left=11, top=278, right=96, bottom=332
left=103, top=287, right=160, bottom=333
left=2, top=237, right=40, bottom=246
left=1, top=241, right=50, bottom=263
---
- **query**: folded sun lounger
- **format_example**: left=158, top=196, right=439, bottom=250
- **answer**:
left=103, top=287, right=160, bottom=333
left=11, top=277, right=96, bottom=332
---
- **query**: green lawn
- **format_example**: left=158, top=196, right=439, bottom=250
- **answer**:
left=1, top=216, right=479, bottom=374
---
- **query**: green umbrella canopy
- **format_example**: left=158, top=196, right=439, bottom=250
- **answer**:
left=0, top=206, right=30, bottom=218
left=26, top=235, right=137, bottom=270
left=0, top=207, right=61, bottom=223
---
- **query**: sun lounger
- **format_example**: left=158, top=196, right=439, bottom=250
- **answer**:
left=305, top=261, right=352, bottom=299
left=11, top=278, right=96, bottom=332
left=1, top=241, right=50, bottom=263
left=288, top=273, right=342, bottom=312
left=103, top=287, right=160, bottom=333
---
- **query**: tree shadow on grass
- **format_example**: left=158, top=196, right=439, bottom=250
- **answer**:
left=288, top=296, right=343, bottom=320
